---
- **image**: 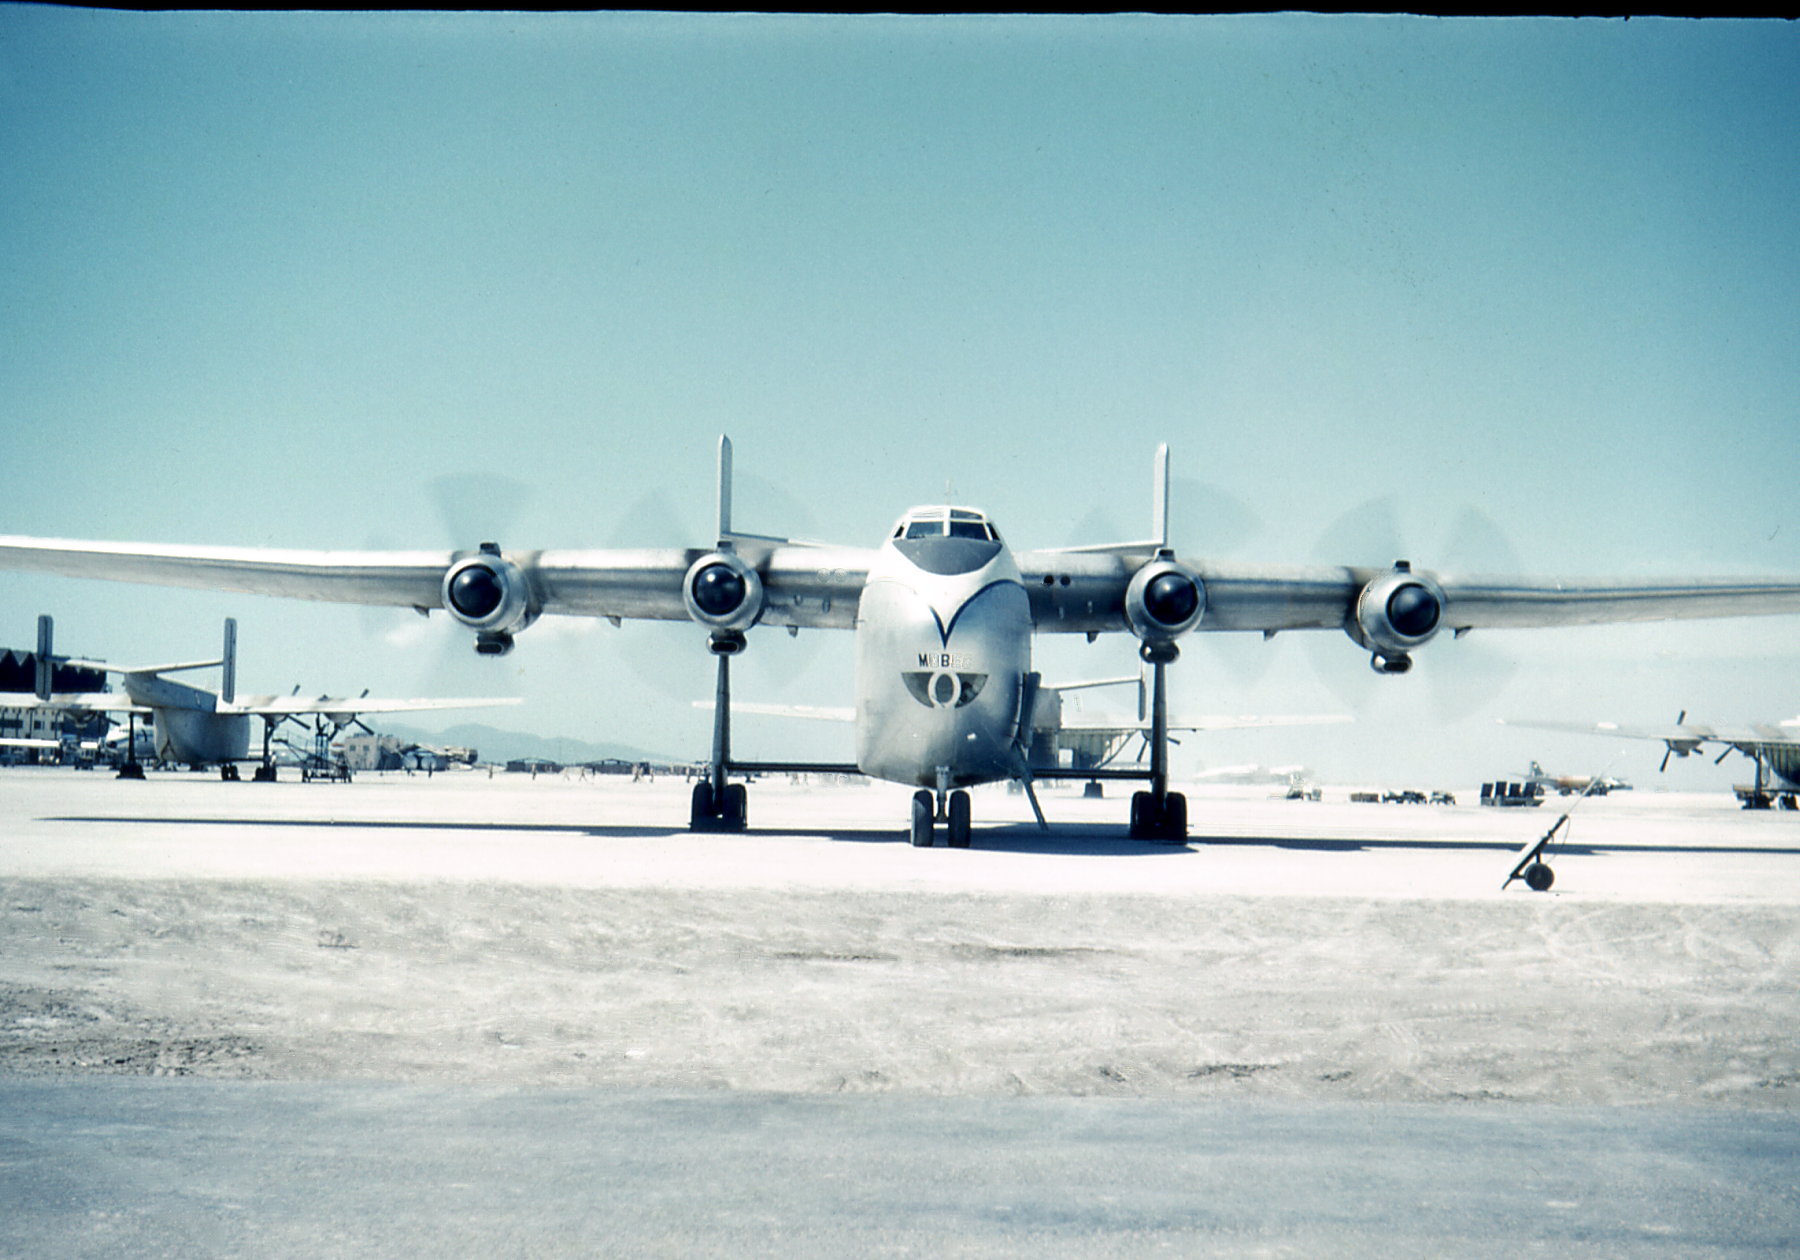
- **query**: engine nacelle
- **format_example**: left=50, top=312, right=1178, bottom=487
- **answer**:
left=1124, top=557, right=1205, bottom=657
left=441, top=545, right=536, bottom=656
left=1349, top=563, right=1445, bottom=673
left=683, top=551, right=765, bottom=636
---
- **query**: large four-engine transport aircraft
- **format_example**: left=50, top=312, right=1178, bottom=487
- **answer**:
left=2, top=615, right=519, bottom=780
left=4, top=438, right=1800, bottom=844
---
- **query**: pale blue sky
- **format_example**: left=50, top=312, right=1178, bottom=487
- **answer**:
left=3, top=11, right=1798, bottom=787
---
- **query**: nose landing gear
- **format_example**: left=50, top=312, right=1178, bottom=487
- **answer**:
left=909, top=787, right=972, bottom=847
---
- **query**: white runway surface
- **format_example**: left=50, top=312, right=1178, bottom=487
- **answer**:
left=3, top=767, right=1799, bottom=1255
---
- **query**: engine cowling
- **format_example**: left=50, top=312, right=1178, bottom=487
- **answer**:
left=1124, top=557, right=1205, bottom=658
left=441, top=545, right=536, bottom=655
left=683, top=551, right=765, bottom=637
left=1350, top=564, right=1445, bottom=673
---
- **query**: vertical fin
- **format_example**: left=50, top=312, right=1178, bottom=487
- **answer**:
left=717, top=434, right=734, bottom=543
left=1152, top=443, right=1170, bottom=551
left=222, top=618, right=237, bottom=706
left=35, top=614, right=52, bottom=701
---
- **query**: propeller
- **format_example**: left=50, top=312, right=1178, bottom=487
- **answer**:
left=1063, top=477, right=1280, bottom=696
left=347, top=471, right=542, bottom=741
left=606, top=467, right=834, bottom=769
left=1307, top=499, right=1522, bottom=723
left=1661, top=710, right=1687, bottom=773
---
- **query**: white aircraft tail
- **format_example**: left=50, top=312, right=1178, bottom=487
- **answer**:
left=714, top=433, right=797, bottom=551
left=1037, top=443, right=1172, bottom=556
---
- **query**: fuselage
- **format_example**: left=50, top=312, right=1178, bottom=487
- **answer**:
left=853, top=507, right=1031, bottom=789
left=121, top=673, right=250, bottom=766
left=1766, top=745, right=1800, bottom=789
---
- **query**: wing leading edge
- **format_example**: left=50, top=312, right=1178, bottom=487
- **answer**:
left=0, top=537, right=872, bottom=631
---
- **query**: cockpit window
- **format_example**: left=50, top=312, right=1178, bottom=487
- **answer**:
left=895, top=508, right=998, bottom=543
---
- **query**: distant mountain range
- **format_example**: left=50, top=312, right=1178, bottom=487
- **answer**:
left=375, top=721, right=677, bottom=768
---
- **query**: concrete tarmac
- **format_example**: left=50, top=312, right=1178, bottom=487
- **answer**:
left=3, top=768, right=1799, bottom=1256
left=5, top=1081, right=1797, bottom=1259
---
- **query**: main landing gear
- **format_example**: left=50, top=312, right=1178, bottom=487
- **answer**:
left=692, top=779, right=748, bottom=833
left=910, top=788, right=972, bottom=848
left=116, top=712, right=145, bottom=779
left=1130, top=788, right=1187, bottom=842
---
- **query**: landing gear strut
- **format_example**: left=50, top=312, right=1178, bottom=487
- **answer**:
left=1128, top=643, right=1188, bottom=842
left=116, top=712, right=145, bottom=780
left=252, top=716, right=279, bottom=782
left=691, top=633, right=749, bottom=832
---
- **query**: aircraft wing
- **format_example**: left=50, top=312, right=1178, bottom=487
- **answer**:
left=1500, top=717, right=1800, bottom=752
left=8, top=535, right=1800, bottom=641
left=694, top=700, right=856, bottom=722
left=0, top=692, right=149, bottom=715
left=0, top=537, right=872, bottom=629
left=1017, top=551, right=1800, bottom=636
left=1060, top=714, right=1353, bottom=734
left=0, top=736, right=63, bottom=750
left=223, top=696, right=523, bottom=718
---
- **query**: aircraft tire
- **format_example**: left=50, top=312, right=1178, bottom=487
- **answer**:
left=690, top=781, right=716, bottom=831
left=947, top=790, right=971, bottom=848
left=1129, top=791, right=1152, bottom=839
left=910, top=790, right=935, bottom=847
left=722, top=783, right=748, bottom=832
left=1523, top=861, right=1555, bottom=892
left=1162, top=791, right=1187, bottom=839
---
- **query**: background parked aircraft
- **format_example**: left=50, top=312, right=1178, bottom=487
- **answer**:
left=2, top=616, right=519, bottom=780
left=1505, top=715, right=1800, bottom=810
left=1519, top=759, right=1630, bottom=797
